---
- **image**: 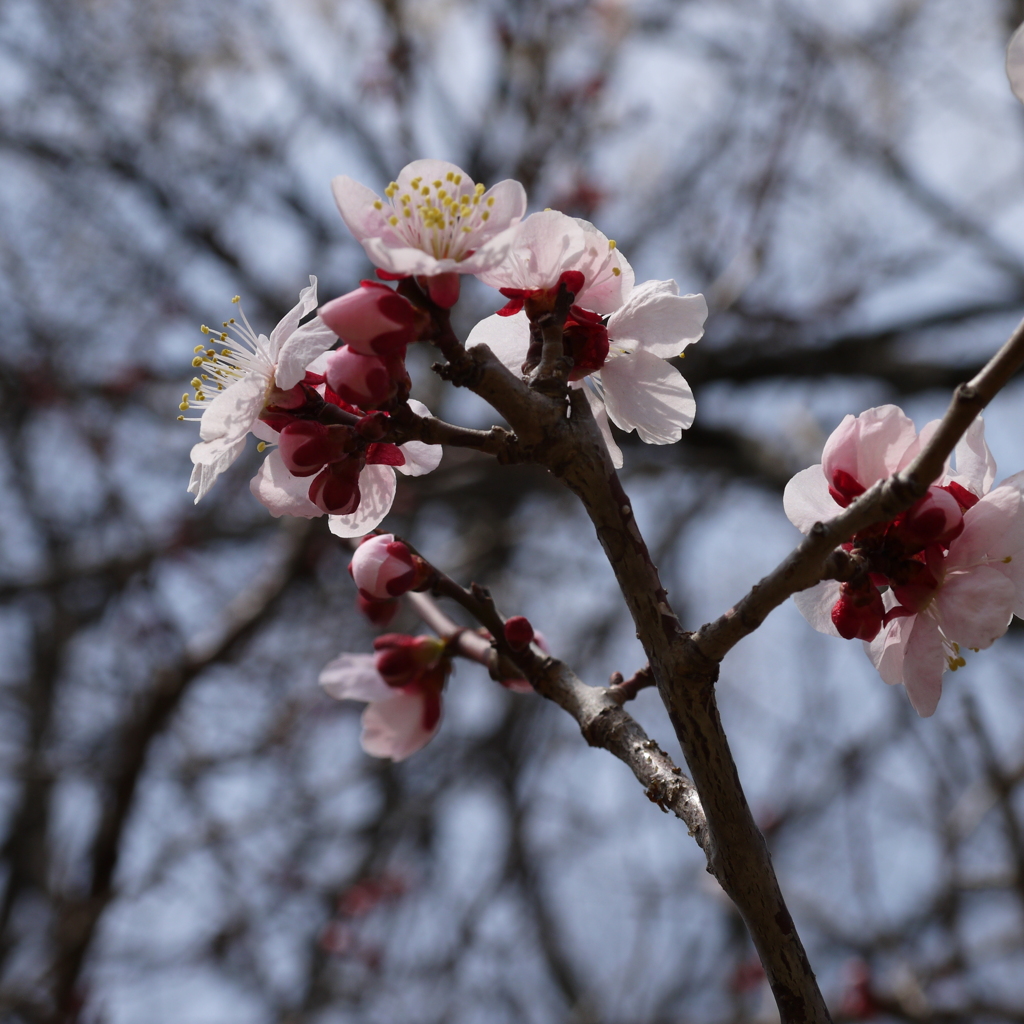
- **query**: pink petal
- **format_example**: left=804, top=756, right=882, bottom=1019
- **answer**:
left=783, top=465, right=842, bottom=533
left=948, top=484, right=1021, bottom=568
left=572, top=217, right=634, bottom=314
left=465, top=311, right=530, bottom=374
left=328, top=464, right=397, bottom=538
left=822, top=405, right=917, bottom=490
left=936, top=566, right=1014, bottom=650
left=1009, top=21, right=1024, bottom=105
left=360, top=691, right=438, bottom=761
left=396, top=398, right=442, bottom=477
left=362, top=239, right=445, bottom=277
left=866, top=614, right=912, bottom=687
left=793, top=580, right=842, bottom=636
left=599, top=349, right=695, bottom=444
left=319, top=653, right=394, bottom=703
left=331, top=176, right=392, bottom=245
left=607, top=280, right=707, bottom=358
left=188, top=433, right=249, bottom=503
left=250, top=450, right=322, bottom=518
left=901, top=615, right=945, bottom=717
left=947, top=416, right=996, bottom=496
left=477, top=210, right=587, bottom=293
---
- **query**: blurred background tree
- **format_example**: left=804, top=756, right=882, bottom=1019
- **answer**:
left=3, top=0, right=1024, bottom=1020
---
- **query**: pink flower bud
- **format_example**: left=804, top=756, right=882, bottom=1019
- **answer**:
left=278, top=421, right=336, bottom=477
left=830, top=580, right=885, bottom=641
left=357, top=594, right=400, bottom=627
left=319, top=282, right=419, bottom=358
left=325, top=347, right=398, bottom=410
left=349, top=534, right=417, bottom=600
left=897, top=486, right=964, bottom=550
left=308, top=458, right=363, bottom=515
left=563, top=306, right=609, bottom=381
left=373, top=634, right=445, bottom=687
left=503, top=616, right=535, bottom=651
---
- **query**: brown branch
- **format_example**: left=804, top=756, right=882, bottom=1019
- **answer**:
left=385, top=404, right=522, bottom=461
left=404, top=583, right=708, bottom=842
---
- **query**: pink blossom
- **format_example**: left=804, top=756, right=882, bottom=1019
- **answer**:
left=332, top=159, right=526, bottom=280
left=319, top=650, right=446, bottom=762
left=784, top=408, right=1024, bottom=716
left=325, top=347, right=404, bottom=409
left=349, top=534, right=417, bottom=600
left=250, top=399, right=442, bottom=537
left=468, top=278, right=706, bottom=467
left=477, top=210, right=634, bottom=315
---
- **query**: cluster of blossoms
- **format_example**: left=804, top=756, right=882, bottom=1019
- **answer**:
left=785, top=407, right=1024, bottom=716
left=184, top=153, right=1023, bottom=759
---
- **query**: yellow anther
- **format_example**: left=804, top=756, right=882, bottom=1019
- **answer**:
left=257, top=441, right=267, bottom=452
left=432, top=179, right=442, bottom=187
left=474, top=183, right=485, bottom=195
left=678, top=351, right=686, bottom=359
left=194, top=344, right=206, bottom=353
left=486, top=196, right=495, bottom=207
left=229, top=318, right=236, bottom=324
left=177, top=415, right=185, bottom=421
left=192, top=356, right=204, bottom=367
left=446, top=171, right=454, bottom=181
left=207, top=349, right=216, bottom=357
left=179, top=402, right=189, bottom=411
left=219, top=333, right=228, bottom=341
left=472, top=196, right=479, bottom=205
left=544, top=206, right=552, bottom=211
left=462, top=225, right=472, bottom=232
left=195, top=392, right=206, bottom=401
left=437, top=188, right=447, bottom=199
left=232, top=296, right=240, bottom=303
left=201, top=374, right=209, bottom=380
left=612, top=267, right=621, bottom=276
left=1004, top=555, right=1014, bottom=563
left=454, top=174, right=462, bottom=185
left=191, top=377, right=202, bottom=388
left=403, top=207, right=412, bottom=217
left=481, top=211, right=489, bottom=221
left=421, top=186, right=430, bottom=196
left=608, top=240, right=617, bottom=250
left=389, top=216, right=399, bottom=226
left=410, top=177, right=421, bottom=189
left=221, top=349, right=231, bottom=357
left=401, top=194, right=410, bottom=204
left=373, top=200, right=383, bottom=210
left=460, top=194, right=470, bottom=204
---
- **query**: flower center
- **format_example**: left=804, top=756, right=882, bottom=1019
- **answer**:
left=178, top=296, right=273, bottom=420
left=373, top=170, right=495, bottom=262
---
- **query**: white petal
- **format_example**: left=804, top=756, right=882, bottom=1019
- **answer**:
left=250, top=450, right=322, bottom=518
left=320, top=653, right=394, bottom=703
left=599, top=350, right=695, bottom=444
left=397, top=399, right=444, bottom=476
left=465, top=311, right=530, bottom=374
left=187, top=433, right=249, bottom=502
left=1008, top=21, right=1024, bottom=105
left=362, top=239, right=444, bottom=277
left=198, top=372, right=266, bottom=443
left=573, top=218, right=634, bottom=314
left=901, top=616, right=945, bottom=717
left=936, top=567, right=1014, bottom=650
left=948, top=484, right=1021, bottom=568
left=269, top=276, right=320, bottom=358
left=949, top=416, right=996, bottom=496
left=581, top=385, right=623, bottom=469
left=360, top=691, right=438, bottom=761
left=328, top=464, right=397, bottom=538
left=274, top=317, right=338, bottom=390
left=783, top=465, right=842, bottom=533
left=332, top=176, right=392, bottom=245
left=793, top=580, right=842, bottom=637
left=607, top=280, right=707, bottom=359
left=455, top=223, right=524, bottom=274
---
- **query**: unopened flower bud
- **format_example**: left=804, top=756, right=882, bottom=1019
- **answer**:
left=350, top=534, right=417, bottom=600
left=503, top=616, right=535, bottom=651
left=563, top=306, right=609, bottom=381
left=898, top=486, right=964, bottom=551
left=357, top=594, right=400, bottom=627
left=373, top=634, right=445, bottom=687
left=278, top=421, right=334, bottom=477
left=326, top=347, right=400, bottom=410
left=308, top=457, right=363, bottom=516
left=319, top=282, right=420, bottom=358
left=831, top=580, right=885, bottom=641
